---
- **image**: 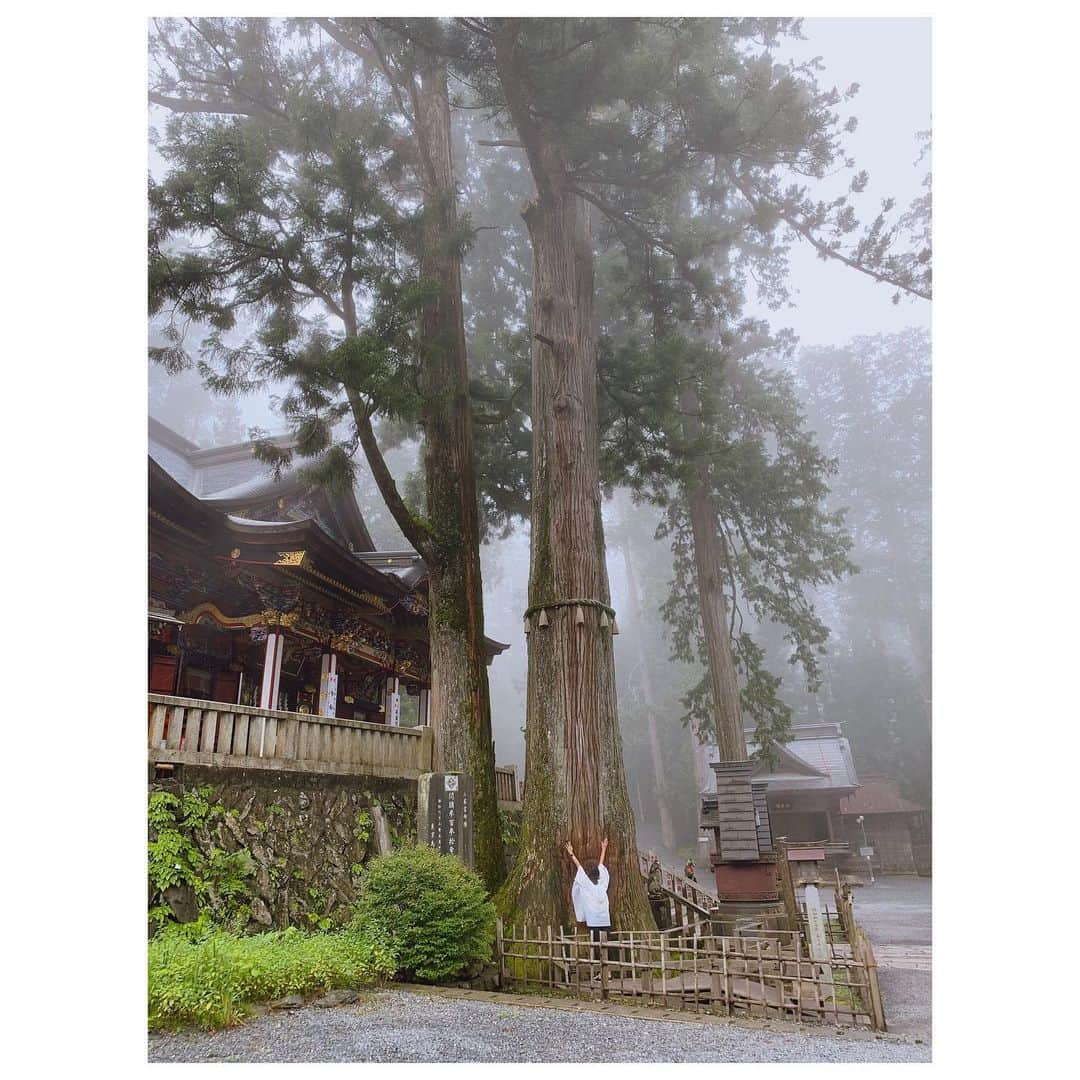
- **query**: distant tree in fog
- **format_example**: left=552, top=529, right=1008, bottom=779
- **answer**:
left=787, top=328, right=931, bottom=804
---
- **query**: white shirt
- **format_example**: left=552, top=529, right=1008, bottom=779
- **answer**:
left=571, top=864, right=610, bottom=927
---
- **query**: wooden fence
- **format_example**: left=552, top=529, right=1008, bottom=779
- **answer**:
left=148, top=693, right=432, bottom=780
left=496, top=919, right=883, bottom=1029
left=786, top=886, right=886, bottom=1031
left=836, top=887, right=887, bottom=1030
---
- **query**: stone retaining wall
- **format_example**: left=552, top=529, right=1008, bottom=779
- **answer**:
left=150, top=765, right=416, bottom=931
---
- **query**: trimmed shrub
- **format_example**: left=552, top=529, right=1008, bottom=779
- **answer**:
left=354, top=845, right=496, bottom=982
left=148, top=919, right=396, bottom=1030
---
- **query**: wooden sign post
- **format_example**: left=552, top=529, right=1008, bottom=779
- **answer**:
left=804, top=883, right=834, bottom=989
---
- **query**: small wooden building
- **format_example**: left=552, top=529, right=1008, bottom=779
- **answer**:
left=839, top=774, right=929, bottom=876
left=745, top=723, right=860, bottom=844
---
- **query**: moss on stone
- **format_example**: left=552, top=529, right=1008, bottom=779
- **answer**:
left=149, top=769, right=418, bottom=932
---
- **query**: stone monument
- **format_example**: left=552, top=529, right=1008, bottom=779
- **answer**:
left=417, top=772, right=474, bottom=867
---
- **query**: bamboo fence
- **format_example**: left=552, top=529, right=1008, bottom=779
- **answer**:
left=495, top=918, right=883, bottom=1030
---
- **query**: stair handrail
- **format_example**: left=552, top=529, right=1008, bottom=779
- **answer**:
left=637, top=849, right=717, bottom=914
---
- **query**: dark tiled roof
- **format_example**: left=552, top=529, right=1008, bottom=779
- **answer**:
left=748, top=724, right=859, bottom=793
left=840, top=774, right=924, bottom=816
left=353, top=550, right=428, bottom=589
left=150, top=417, right=374, bottom=552
left=786, top=730, right=859, bottom=789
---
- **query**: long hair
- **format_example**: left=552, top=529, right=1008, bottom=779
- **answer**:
left=583, top=859, right=600, bottom=884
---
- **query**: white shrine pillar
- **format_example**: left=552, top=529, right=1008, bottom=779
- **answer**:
left=385, top=676, right=401, bottom=726
left=259, top=631, right=285, bottom=711
left=318, top=652, right=338, bottom=717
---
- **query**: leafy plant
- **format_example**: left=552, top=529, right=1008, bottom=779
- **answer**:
left=498, top=809, right=521, bottom=850
left=353, top=809, right=373, bottom=848
left=353, top=845, right=496, bottom=982
left=148, top=919, right=396, bottom=1029
left=148, top=789, right=253, bottom=930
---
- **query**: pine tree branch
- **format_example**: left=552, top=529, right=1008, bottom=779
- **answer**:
left=345, top=388, right=435, bottom=560
left=727, top=168, right=932, bottom=301
left=313, top=17, right=371, bottom=63
left=471, top=379, right=528, bottom=425
left=567, top=185, right=681, bottom=261
left=317, top=19, right=418, bottom=134
left=489, top=21, right=556, bottom=205
left=148, top=91, right=256, bottom=116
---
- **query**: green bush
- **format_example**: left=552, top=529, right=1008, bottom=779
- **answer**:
left=354, top=845, right=496, bottom=983
left=148, top=918, right=396, bottom=1030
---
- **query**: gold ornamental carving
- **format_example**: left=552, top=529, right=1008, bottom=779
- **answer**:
left=274, top=550, right=307, bottom=566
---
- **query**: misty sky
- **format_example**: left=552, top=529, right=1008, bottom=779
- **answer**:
left=764, top=18, right=931, bottom=344
left=148, top=18, right=932, bottom=774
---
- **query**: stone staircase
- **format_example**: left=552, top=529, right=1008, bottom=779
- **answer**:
left=638, top=850, right=718, bottom=920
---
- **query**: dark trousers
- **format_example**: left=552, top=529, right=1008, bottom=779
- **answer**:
left=649, top=898, right=668, bottom=929
left=589, top=925, right=612, bottom=963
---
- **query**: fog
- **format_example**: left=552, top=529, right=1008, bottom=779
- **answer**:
left=149, top=18, right=931, bottom=854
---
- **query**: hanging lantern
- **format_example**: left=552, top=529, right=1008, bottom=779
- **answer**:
left=538, top=609, right=550, bottom=628
left=575, top=605, right=585, bottom=627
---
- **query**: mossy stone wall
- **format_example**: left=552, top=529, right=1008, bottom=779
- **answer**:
left=149, top=765, right=416, bottom=931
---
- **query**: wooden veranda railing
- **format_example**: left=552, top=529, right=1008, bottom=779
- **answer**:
left=148, top=693, right=433, bottom=780
left=496, top=920, right=884, bottom=1030
left=495, top=764, right=519, bottom=805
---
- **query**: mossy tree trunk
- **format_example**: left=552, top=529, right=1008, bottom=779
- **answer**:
left=413, top=61, right=506, bottom=891
left=679, top=386, right=748, bottom=763
left=491, top=27, right=653, bottom=928
left=149, top=22, right=507, bottom=888
left=614, top=501, right=677, bottom=850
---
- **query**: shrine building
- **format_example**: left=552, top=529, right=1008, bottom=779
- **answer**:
left=745, top=722, right=860, bottom=845
left=148, top=418, right=514, bottom=790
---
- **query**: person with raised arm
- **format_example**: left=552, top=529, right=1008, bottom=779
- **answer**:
left=567, top=836, right=611, bottom=949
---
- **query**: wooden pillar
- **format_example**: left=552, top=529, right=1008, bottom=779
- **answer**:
left=418, top=687, right=431, bottom=727
left=271, top=634, right=285, bottom=710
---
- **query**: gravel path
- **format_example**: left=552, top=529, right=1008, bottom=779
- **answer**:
left=148, top=989, right=930, bottom=1063
left=847, top=876, right=932, bottom=947
left=831, top=876, right=932, bottom=1040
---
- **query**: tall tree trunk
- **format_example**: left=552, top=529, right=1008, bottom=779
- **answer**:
left=614, top=500, right=676, bottom=850
left=414, top=62, right=505, bottom=890
left=491, top=27, right=652, bottom=927
left=889, top=518, right=931, bottom=708
left=679, top=386, right=748, bottom=763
